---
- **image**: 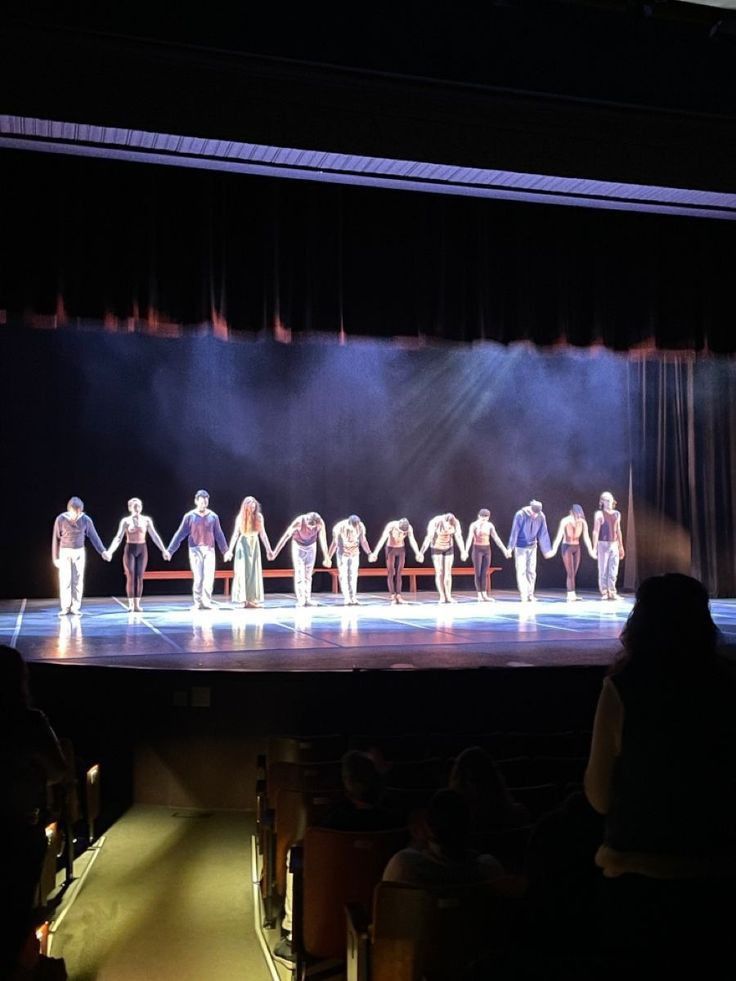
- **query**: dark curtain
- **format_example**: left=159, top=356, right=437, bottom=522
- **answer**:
left=628, top=358, right=736, bottom=596
left=2, top=149, right=735, bottom=351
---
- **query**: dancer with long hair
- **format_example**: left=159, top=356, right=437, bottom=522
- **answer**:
left=224, top=496, right=273, bottom=608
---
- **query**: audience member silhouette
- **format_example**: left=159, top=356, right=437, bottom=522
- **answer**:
left=584, top=574, right=736, bottom=972
left=449, top=746, right=530, bottom=831
left=383, top=789, right=504, bottom=885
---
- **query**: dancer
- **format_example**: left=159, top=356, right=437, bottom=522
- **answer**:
left=51, top=497, right=110, bottom=616
left=506, top=500, right=553, bottom=602
left=271, top=512, right=331, bottom=607
left=328, top=515, right=372, bottom=605
left=549, top=505, right=596, bottom=601
left=167, top=490, right=228, bottom=610
left=418, top=513, right=465, bottom=603
left=591, top=491, right=625, bottom=600
left=224, top=497, right=273, bottom=608
left=369, top=518, right=423, bottom=604
left=107, top=498, right=170, bottom=612
left=463, top=509, right=511, bottom=602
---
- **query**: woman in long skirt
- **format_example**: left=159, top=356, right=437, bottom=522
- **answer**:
left=224, top=497, right=273, bottom=607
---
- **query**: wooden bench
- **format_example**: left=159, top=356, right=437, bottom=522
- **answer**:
left=143, top=566, right=502, bottom=598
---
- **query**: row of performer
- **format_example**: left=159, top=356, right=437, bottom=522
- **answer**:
left=50, top=491, right=625, bottom=614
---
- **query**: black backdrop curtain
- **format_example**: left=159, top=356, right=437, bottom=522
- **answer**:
left=2, top=149, right=736, bottom=351
left=627, top=358, right=736, bottom=596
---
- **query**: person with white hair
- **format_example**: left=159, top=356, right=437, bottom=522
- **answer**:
left=507, top=499, right=553, bottom=602
left=591, top=491, right=625, bottom=600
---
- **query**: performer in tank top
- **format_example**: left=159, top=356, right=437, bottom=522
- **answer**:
left=591, top=491, right=625, bottom=600
left=418, top=514, right=465, bottom=603
left=271, top=512, right=331, bottom=606
left=369, top=518, right=423, bottom=604
left=107, top=497, right=170, bottom=612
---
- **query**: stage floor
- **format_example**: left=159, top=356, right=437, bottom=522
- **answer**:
left=4, top=589, right=736, bottom=672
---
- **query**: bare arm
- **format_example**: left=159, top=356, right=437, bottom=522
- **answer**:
left=369, top=523, right=391, bottom=561
left=271, top=520, right=298, bottom=559
left=550, top=518, right=566, bottom=556
left=453, top=522, right=465, bottom=554
left=328, top=525, right=339, bottom=560
left=319, top=521, right=331, bottom=566
left=615, top=514, right=625, bottom=557
left=591, top=511, right=603, bottom=551
left=489, top=522, right=508, bottom=557
left=581, top=519, right=595, bottom=558
left=407, top=524, right=422, bottom=558
left=359, top=523, right=371, bottom=556
left=464, top=521, right=477, bottom=556
left=258, top=515, right=273, bottom=558
left=584, top=678, right=623, bottom=815
left=146, top=516, right=168, bottom=556
left=107, top=518, right=128, bottom=556
left=419, top=520, right=436, bottom=556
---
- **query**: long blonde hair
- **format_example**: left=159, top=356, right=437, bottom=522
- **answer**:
left=238, top=496, right=262, bottom=534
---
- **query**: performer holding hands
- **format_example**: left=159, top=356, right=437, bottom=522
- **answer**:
left=418, top=513, right=464, bottom=603
left=271, top=512, right=331, bottom=607
left=369, top=518, right=422, bottom=604
left=107, top=497, right=170, bottom=612
left=328, top=515, right=371, bottom=605
left=167, top=490, right=229, bottom=610
left=591, top=491, right=625, bottom=600
left=507, top=499, right=553, bottom=603
left=463, top=509, right=511, bottom=602
left=52, top=496, right=111, bottom=616
left=549, top=505, right=596, bottom=601
left=223, top=496, right=273, bottom=608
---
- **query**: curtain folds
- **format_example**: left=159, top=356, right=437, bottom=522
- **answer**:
left=2, top=149, right=735, bottom=351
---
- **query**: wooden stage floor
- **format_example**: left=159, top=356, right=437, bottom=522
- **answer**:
left=4, top=589, right=736, bottom=672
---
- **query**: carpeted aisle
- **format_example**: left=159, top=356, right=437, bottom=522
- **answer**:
left=50, top=805, right=269, bottom=980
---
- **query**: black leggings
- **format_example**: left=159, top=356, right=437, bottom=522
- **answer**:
left=561, top=543, right=581, bottom=591
left=386, top=546, right=406, bottom=595
left=472, top=544, right=491, bottom=592
left=123, top=542, right=148, bottom=598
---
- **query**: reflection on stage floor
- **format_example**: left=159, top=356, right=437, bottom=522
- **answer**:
left=3, top=591, right=736, bottom=672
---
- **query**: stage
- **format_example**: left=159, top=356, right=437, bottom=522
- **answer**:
left=4, top=590, right=736, bottom=672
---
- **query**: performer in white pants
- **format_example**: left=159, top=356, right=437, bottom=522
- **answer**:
left=507, top=500, right=553, bottom=602
left=51, top=497, right=111, bottom=615
left=167, top=490, right=228, bottom=610
left=591, top=491, right=625, bottom=600
left=271, top=513, right=331, bottom=606
left=328, top=515, right=371, bottom=605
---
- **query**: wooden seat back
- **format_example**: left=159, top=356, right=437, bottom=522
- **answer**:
left=302, top=826, right=407, bottom=959
left=370, top=879, right=519, bottom=981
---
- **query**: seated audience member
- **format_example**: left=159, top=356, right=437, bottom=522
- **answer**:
left=319, top=750, right=401, bottom=831
left=584, top=574, right=736, bottom=970
left=449, top=746, right=530, bottom=830
left=274, top=751, right=402, bottom=966
left=0, top=646, right=69, bottom=979
left=383, top=789, right=504, bottom=885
